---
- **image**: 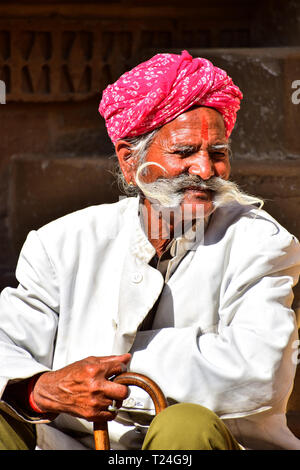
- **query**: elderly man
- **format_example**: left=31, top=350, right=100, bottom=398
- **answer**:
left=1, top=50, right=300, bottom=451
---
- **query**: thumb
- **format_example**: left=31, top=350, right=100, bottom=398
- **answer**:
left=105, top=353, right=132, bottom=377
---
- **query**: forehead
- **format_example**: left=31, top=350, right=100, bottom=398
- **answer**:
left=156, top=106, right=226, bottom=145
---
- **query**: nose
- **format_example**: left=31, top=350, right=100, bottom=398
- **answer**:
left=187, top=152, right=214, bottom=180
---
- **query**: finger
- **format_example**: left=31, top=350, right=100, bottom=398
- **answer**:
left=106, top=397, right=126, bottom=411
left=102, top=354, right=131, bottom=369
left=92, top=398, right=120, bottom=422
left=102, top=353, right=131, bottom=365
left=93, top=410, right=118, bottom=423
left=118, top=353, right=132, bottom=364
left=106, top=363, right=127, bottom=379
left=82, top=408, right=117, bottom=423
left=115, top=399, right=123, bottom=409
left=102, top=380, right=128, bottom=401
left=104, top=356, right=131, bottom=379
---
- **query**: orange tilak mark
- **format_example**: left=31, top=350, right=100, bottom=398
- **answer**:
left=201, top=115, right=209, bottom=141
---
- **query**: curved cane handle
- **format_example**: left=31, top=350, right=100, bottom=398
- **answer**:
left=94, top=372, right=167, bottom=450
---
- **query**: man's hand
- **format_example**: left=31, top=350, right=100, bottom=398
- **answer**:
left=31, top=354, right=131, bottom=422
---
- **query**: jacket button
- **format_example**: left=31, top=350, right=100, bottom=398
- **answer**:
left=132, top=272, right=143, bottom=283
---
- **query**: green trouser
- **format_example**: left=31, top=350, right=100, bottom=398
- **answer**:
left=0, top=403, right=240, bottom=450
left=142, top=403, right=241, bottom=450
left=0, top=409, right=36, bottom=450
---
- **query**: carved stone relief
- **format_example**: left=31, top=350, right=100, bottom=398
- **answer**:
left=0, top=18, right=251, bottom=102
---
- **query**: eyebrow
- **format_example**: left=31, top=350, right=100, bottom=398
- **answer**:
left=170, top=144, right=197, bottom=153
left=169, top=142, right=230, bottom=152
left=209, top=143, right=230, bottom=151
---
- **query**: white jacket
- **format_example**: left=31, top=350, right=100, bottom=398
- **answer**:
left=0, top=197, right=300, bottom=450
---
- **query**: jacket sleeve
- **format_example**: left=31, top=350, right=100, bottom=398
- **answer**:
left=128, top=230, right=300, bottom=419
left=0, top=230, right=59, bottom=399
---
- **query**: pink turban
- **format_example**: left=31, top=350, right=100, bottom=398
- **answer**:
left=99, top=50, right=243, bottom=143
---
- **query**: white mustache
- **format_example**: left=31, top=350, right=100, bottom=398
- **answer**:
left=135, top=161, right=264, bottom=211
left=155, top=174, right=226, bottom=192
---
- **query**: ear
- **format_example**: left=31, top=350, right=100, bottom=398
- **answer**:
left=114, top=140, right=138, bottom=185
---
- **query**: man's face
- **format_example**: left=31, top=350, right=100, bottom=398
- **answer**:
left=139, top=106, right=231, bottom=217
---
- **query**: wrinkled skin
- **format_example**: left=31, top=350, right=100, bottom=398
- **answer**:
left=116, top=106, right=231, bottom=255
left=32, top=354, right=131, bottom=422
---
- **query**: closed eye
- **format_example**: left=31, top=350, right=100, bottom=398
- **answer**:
left=176, top=149, right=195, bottom=158
left=171, top=145, right=199, bottom=158
left=170, top=143, right=229, bottom=159
left=211, top=151, right=227, bottom=160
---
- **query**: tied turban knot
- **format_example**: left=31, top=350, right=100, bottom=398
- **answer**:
left=99, top=50, right=243, bottom=143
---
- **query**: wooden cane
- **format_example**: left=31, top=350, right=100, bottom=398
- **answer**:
left=93, top=372, right=168, bottom=450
